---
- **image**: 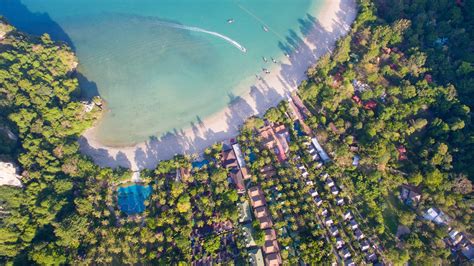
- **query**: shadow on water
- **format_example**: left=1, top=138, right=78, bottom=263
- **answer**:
left=0, top=0, right=75, bottom=50
left=4, top=0, right=356, bottom=170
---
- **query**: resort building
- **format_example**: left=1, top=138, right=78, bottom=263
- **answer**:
left=400, top=184, right=421, bottom=207
left=311, top=137, right=330, bottom=163
left=258, top=123, right=290, bottom=163
left=232, top=143, right=251, bottom=179
left=248, top=186, right=266, bottom=208
left=229, top=168, right=245, bottom=194
left=258, top=216, right=273, bottom=230
left=254, top=206, right=271, bottom=219
left=265, top=252, right=282, bottom=266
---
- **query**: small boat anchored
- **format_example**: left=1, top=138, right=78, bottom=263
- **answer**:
left=262, top=68, right=270, bottom=74
left=262, top=25, right=269, bottom=32
left=227, top=18, right=234, bottom=24
left=271, top=57, right=277, bottom=63
left=262, top=56, right=268, bottom=62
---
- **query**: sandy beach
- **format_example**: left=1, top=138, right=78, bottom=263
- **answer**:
left=79, top=0, right=357, bottom=170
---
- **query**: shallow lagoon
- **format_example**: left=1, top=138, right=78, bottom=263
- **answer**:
left=1, top=0, right=322, bottom=146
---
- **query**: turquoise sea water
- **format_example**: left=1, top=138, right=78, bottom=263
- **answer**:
left=117, top=184, right=152, bottom=215
left=1, top=0, right=323, bottom=146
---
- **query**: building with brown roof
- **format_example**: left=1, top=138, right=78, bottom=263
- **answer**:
left=265, top=252, right=282, bottom=266
left=248, top=186, right=266, bottom=208
left=400, top=184, right=421, bottom=207
left=258, top=124, right=290, bottom=163
left=263, top=239, right=280, bottom=255
left=254, top=206, right=270, bottom=219
left=258, top=216, right=273, bottom=230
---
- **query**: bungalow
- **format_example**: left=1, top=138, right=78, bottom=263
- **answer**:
left=400, top=184, right=421, bottom=207
left=258, top=216, right=273, bottom=230
left=331, top=186, right=339, bottom=195
left=352, top=155, right=360, bottom=167
left=366, top=253, right=377, bottom=262
left=263, top=239, right=280, bottom=255
left=349, top=219, right=358, bottom=230
left=265, top=252, right=282, bottom=266
left=221, top=148, right=239, bottom=169
left=343, top=211, right=353, bottom=221
left=229, top=168, right=245, bottom=194
left=321, top=172, right=330, bottom=180
left=325, top=217, right=334, bottom=227
left=330, top=226, right=339, bottom=237
left=336, top=197, right=345, bottom=206
left=254, top=206, right=270, bottom=219
left=314, top=196, right=323, bottom=207
left=340, top=247, right=352, bottom=259
left=260, top=165, right=277, bottom=179
left=397, top=145, right=408, bottom=161
left=363, top=100, right=377, bottom=110
left=344, top=259, right=356, bottom=266
left=351, top=95, right=362, bottom=105
left=336, top=237, right=344, bottom=249
left=423, top=207, right=450, bottom=225
left=306, top=180, right=314, bottom=186
left=361, top=240, right=370, bottom=252
left=265, top=229, right=277, bottom=241
left=301, top=171, right=309, bottom=178
left=355, top=229, right=365, bottom=240
left=309, top=188, right=318, bottom=197
left=326, top=178, right=335, bottom=188
left=321, top=208, right=328, bottom=217
left=449, top=230, right=464, bottom=246
left=248, top=187, right=266, bottom=208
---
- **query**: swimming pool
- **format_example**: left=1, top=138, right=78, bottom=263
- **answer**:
left=117, top=184, right=152, bottom=215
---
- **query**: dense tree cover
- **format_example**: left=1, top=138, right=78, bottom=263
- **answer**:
left=299, top=0, right=472, bottom=263
left=374, top=0, right=474, bottom=192
left=0, top=20, right=240, bottom=264
left=1, top=0, right=473, bottom=263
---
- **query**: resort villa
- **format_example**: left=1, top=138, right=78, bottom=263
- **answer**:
left=258, top=123, right=290, bottom=163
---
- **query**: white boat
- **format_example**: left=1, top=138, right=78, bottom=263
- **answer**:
left=262, top=56, right=268, bottom=62
left=271, top=57, right=277, bottom=63
left=227, top=18, right=234, bottom=24
left=262, top=26, right=269, bottom=32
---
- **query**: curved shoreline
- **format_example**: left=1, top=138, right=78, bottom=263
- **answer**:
left=79, top=0, right=357, bottom=170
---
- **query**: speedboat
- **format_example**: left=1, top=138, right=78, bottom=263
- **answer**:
left=262, top=26, right=269, bottom=32
left=262, top=56, right=268, bottom=62
left=271, top=57, right=277, bottom=63
left=227, top=18, right=234, bottom=24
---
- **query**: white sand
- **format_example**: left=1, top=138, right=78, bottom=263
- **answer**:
left=79, top=0, right=357, bottom=170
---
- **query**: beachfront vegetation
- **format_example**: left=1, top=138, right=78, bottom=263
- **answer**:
left=1, top=0, right=473, bottom=264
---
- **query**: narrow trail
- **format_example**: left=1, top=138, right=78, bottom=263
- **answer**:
left=151, top=20, right=247, bottom=53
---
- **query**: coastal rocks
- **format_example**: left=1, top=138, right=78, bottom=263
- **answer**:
left=0, top=20, right=13, bottom=41
left=0, top=161, right=23, bottom=187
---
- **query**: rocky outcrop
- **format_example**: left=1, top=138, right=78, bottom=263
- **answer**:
left=0, top=161, right=22, bottom=187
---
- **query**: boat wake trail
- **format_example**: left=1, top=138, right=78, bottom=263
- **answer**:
left=152, top=21, right=247, bottom=53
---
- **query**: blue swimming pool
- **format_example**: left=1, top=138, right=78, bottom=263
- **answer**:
left=117, top=184, right=152, bottom=215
